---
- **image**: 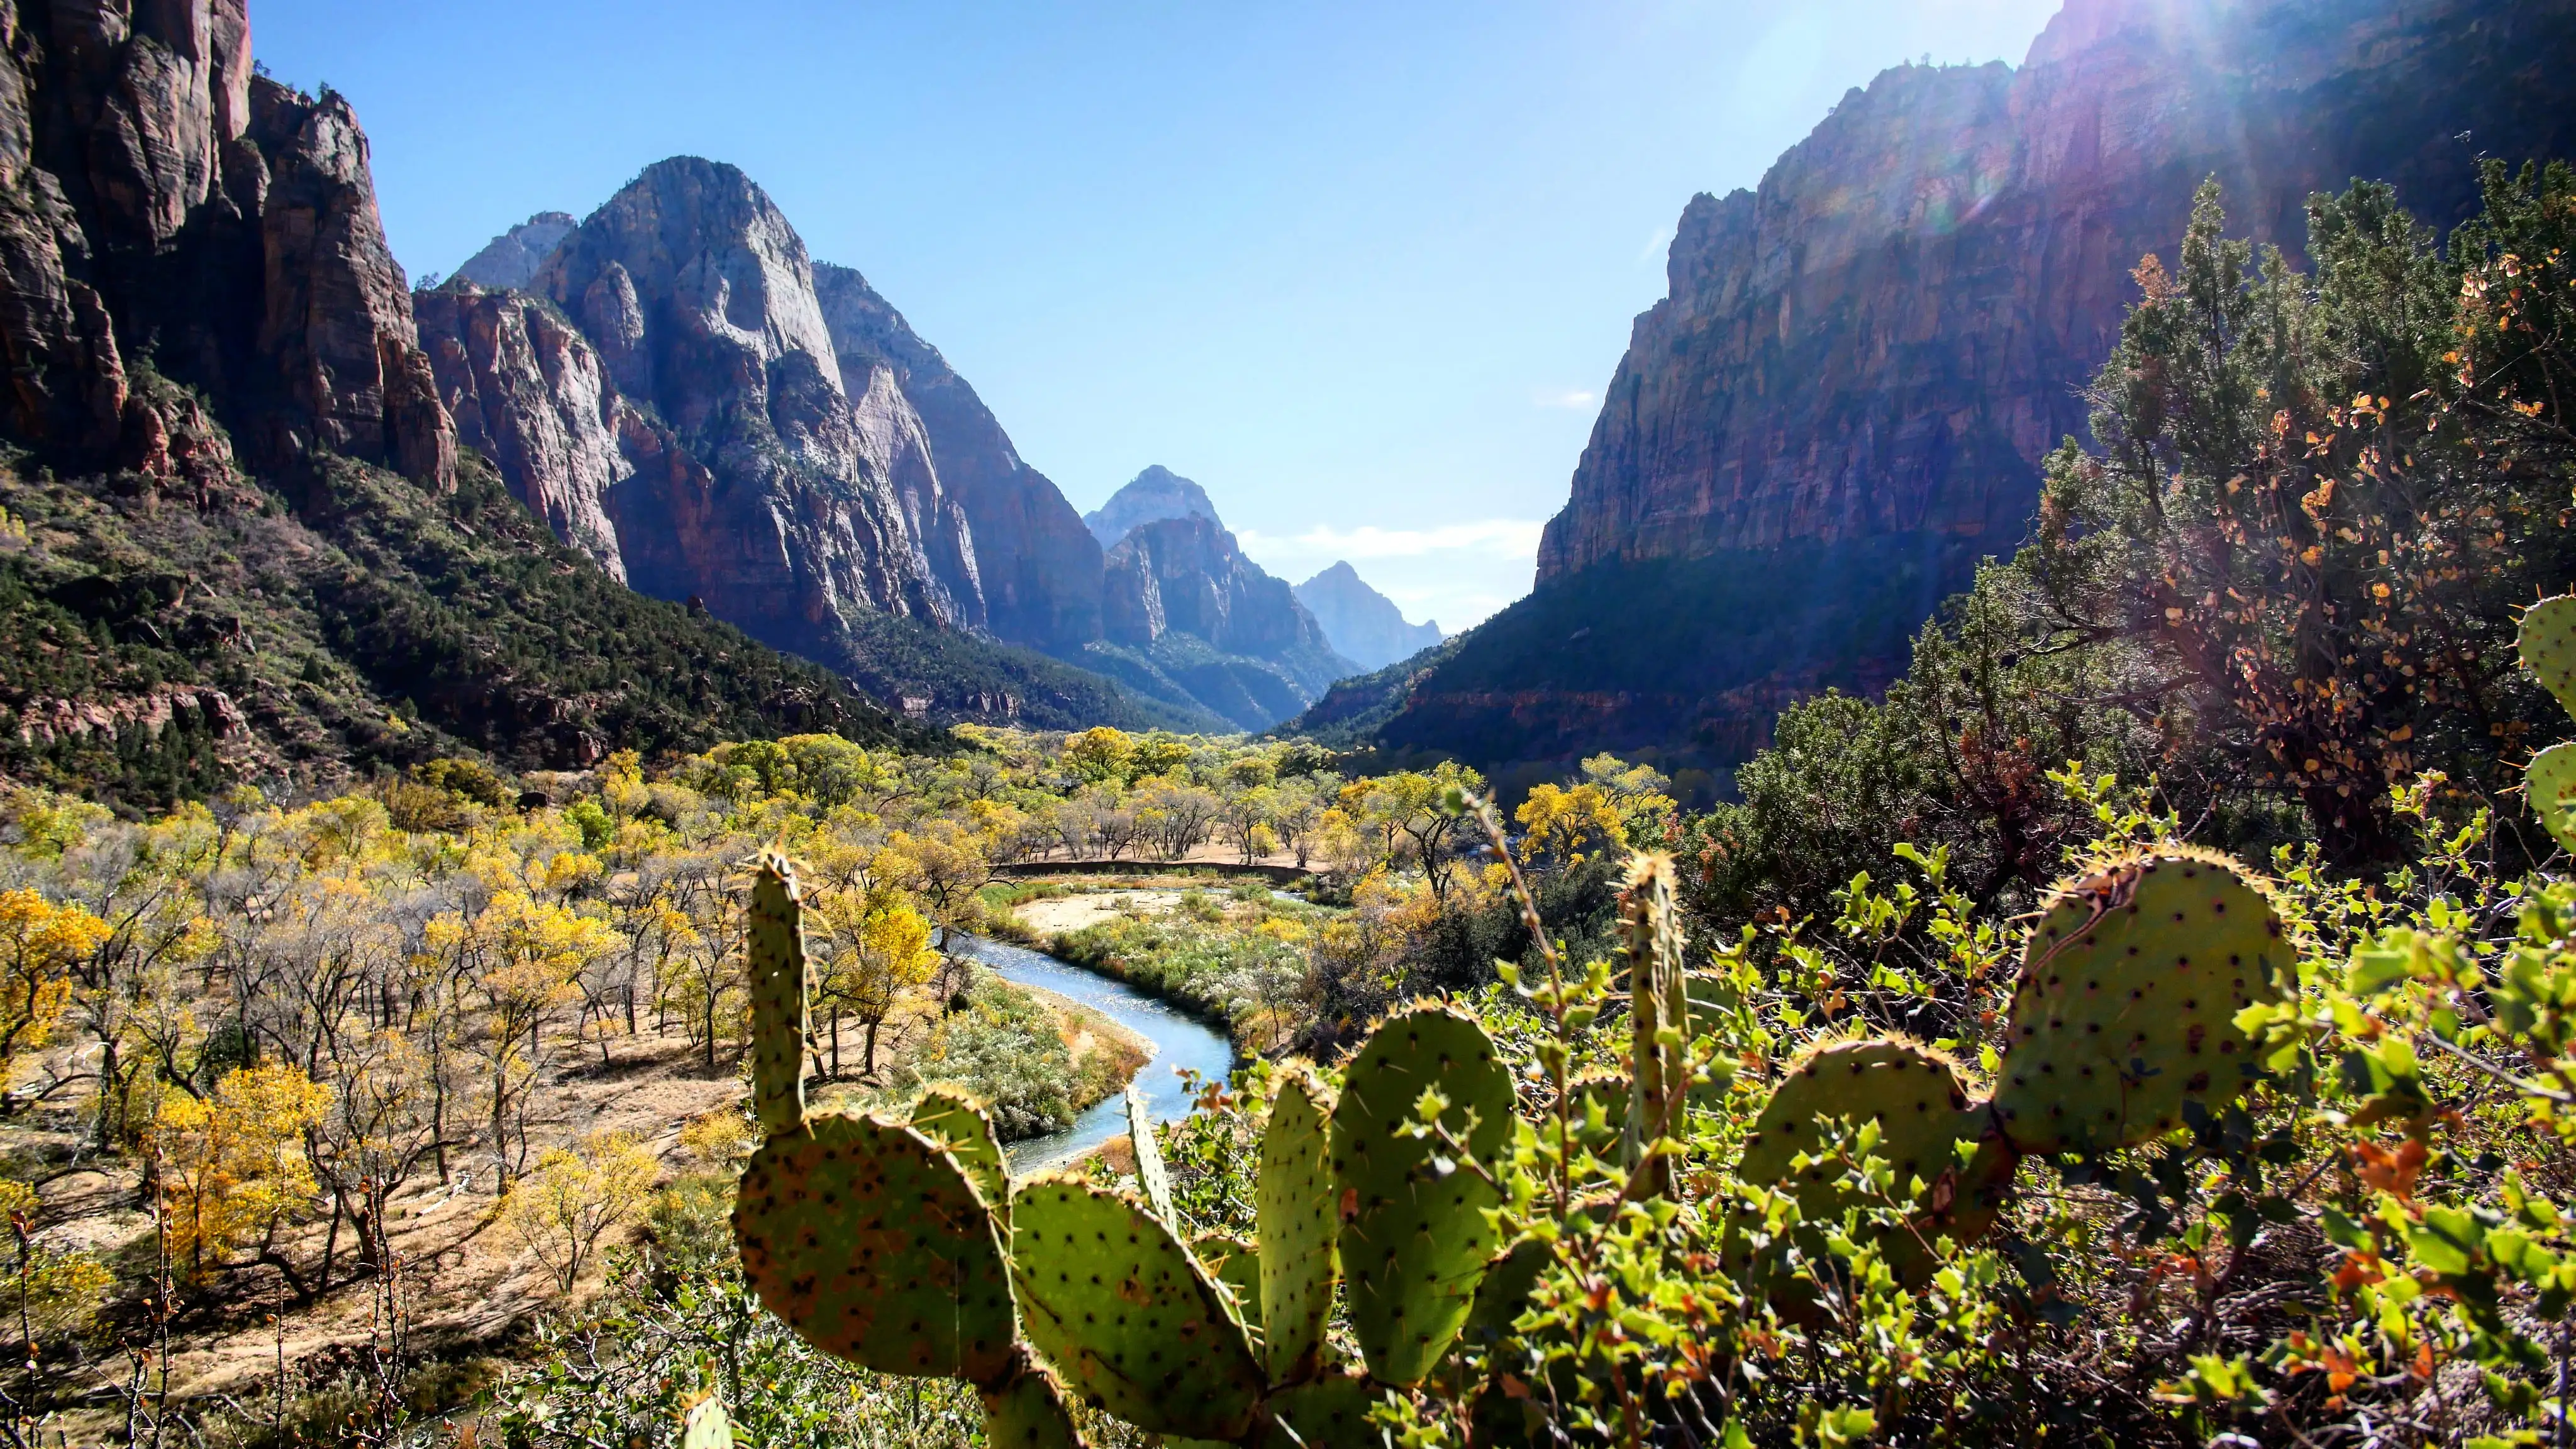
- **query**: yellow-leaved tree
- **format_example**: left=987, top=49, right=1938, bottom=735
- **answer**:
left=501, top=1130, right=655, bottom=1295
left=813, top=898, right=940, bottom=1077
left=0, top=889, right=106, bottom=1083
left=148, top=1063, right=331, bottom=1285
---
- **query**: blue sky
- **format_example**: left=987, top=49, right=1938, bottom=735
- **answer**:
left=257, top=0, right=2063, bottom=630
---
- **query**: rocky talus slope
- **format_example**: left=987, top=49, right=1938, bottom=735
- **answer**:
left=1328, top=0, right=2576, bottom=785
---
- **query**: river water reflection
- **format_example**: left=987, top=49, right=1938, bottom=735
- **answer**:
left=948, top=934, right=1236, bottom=1170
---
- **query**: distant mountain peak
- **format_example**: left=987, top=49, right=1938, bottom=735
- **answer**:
left=453, top=211, right=577, bottom=291
left=1294, top=560, right=1443, bottom=672
left=1085, top=465, right=1221, bottom=547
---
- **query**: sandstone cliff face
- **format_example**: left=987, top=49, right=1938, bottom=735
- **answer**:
left=414, top=282, right=629, bottom=577
left=0, top=0, right=453, bottom=491
left=811, top=262, right=1102, bottom=652
left=525, top=158, right=962, bottom=665
left=1538, top=0, right=2576, bottom=583
left=1104, top=516, right=1345, bottom=674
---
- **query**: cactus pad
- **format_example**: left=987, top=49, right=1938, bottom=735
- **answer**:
left=1992, top=851, right=2286, bottom=1155
left=1735, top=1040, right=2009, bottom=1272
left=2521, top=595, right=2576, bottom=719
left=2528, top=743, right=2576, bottom=854
left=1257, top=1065, right=1337, bottom=1385
left=1191, top=1232, right=1264, bottom=1341
left=1560, top=1071, right=1630, bottom=1162
left=977, top=1359, right=1086, bottom=1449
left=1008, top=1174, right=1265, bottom=1440
left=1620, top=855, right=1690, bottom=1195
left=746, top=851, right=810, bottom=1136
left=1263, top=1372, right=1382, bottom=1448
left=1126, top=1083, right=1175, bottom=1223
left=1331, top=1004, right=1513, bottom=1387
left=733, top=1113, right=1015, bottom=1382
left=913, top=1088, right=1008, bottom=1214
left=680, top=1396, right=733, bottom=1449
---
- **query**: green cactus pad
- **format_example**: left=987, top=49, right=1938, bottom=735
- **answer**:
left=680, top=1396, right=733, bottom=1449
left=1191, top=1232, right=1264, bottom=1340
left=1257, top=1065, right=1338, bottom=1385
left=1331, top=1004, right=1513, bottom=1387
left=2520, top=595, right=2576, bottom=718
left=1620, top=855, right=1690, bottom=1195
left=746, top=851, right=810, bottom=1136
left=1126, top=1083, right=1175, bottom=1223
left=977, top=1360, right=1087, bottom=1449
left=1735, top=1040, right=2010, bottom=1274
left=733, top=1113, right=1014, bottom=1382
left=1263, top=1372, right=1383, bottom=1448
left=2528, top=743, right=2576, bottom=854
left=913, top=1088, right=1008, bottom=1214
left=1460, top=1234, right=1552, bottom=1351
left=1992, top=851, right=2287, bottom=1155
left=1008, top=1174, right=1265, bottom=1440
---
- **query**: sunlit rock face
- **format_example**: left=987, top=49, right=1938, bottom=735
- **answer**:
left=811, top=262, right=1101, bottom=650
left=515, top=157, right=966, bottom=661
left=1537, top=0, right=2576, bottom=584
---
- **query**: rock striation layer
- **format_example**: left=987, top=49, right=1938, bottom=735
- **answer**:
left=1294, top=561, right=1441, bottom=673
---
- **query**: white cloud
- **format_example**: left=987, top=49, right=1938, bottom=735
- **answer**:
left=1532, top=388, right=1598, bottom=411
left=1237, top=518, right=1546, bottom=561
left=1638, top=224, right=1673, bottom=264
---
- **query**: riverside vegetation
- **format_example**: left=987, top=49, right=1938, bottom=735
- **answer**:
left=0, top=165, right=2570, bottom=1447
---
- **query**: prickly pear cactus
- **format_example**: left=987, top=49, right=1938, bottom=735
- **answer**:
left=1620, top=855, right=1691, bottom=1196
left=1735, top=1039, right=2010, bottom=1274
left=1008, top=1174, right=1266, bottom=1440
left=977, top=1359, right=1087, bottom=1449
left=680, top=1394, right=733, bottom=1449
left=1331, top=1004, right=1514, bottom=1387
left=1990, top=850, right=2286, bottom=1156
left=1560, top=1071, right=1629, bottom=1160
left=1262, top=1372, right=1382, bottom=1448
left=735, top=1113, right=1019, bottom=1382
left=745, top=851, right=809, bottom=1136
left=2529, top=743, right=2576, bottom=853
left=2521, top=595, right=2576, bottom=718
left=1256, top=1065, right=1337, bottom=1386
left=912, top=1087, right=1008, bottom=1213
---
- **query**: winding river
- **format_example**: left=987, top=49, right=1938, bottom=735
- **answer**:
left=949, top=934, right=1236, bottom=1170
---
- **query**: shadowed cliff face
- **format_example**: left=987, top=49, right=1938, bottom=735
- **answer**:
left=0, top=0, right=453, bottom=492
left=1363, top=0, right=2576, bottom=784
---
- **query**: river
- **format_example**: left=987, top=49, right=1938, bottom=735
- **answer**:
left=948, top=934, right=1236, bottom=1170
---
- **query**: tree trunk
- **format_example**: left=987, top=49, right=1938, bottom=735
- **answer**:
left=863, top=1018, right=881, bottom=1077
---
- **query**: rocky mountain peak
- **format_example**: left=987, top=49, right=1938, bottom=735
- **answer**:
left=453, top=210, right=576, bottom=291
left=1085, top=464, right=1221, bottom=547
left=1294, top=562, right=1442, bottom=672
